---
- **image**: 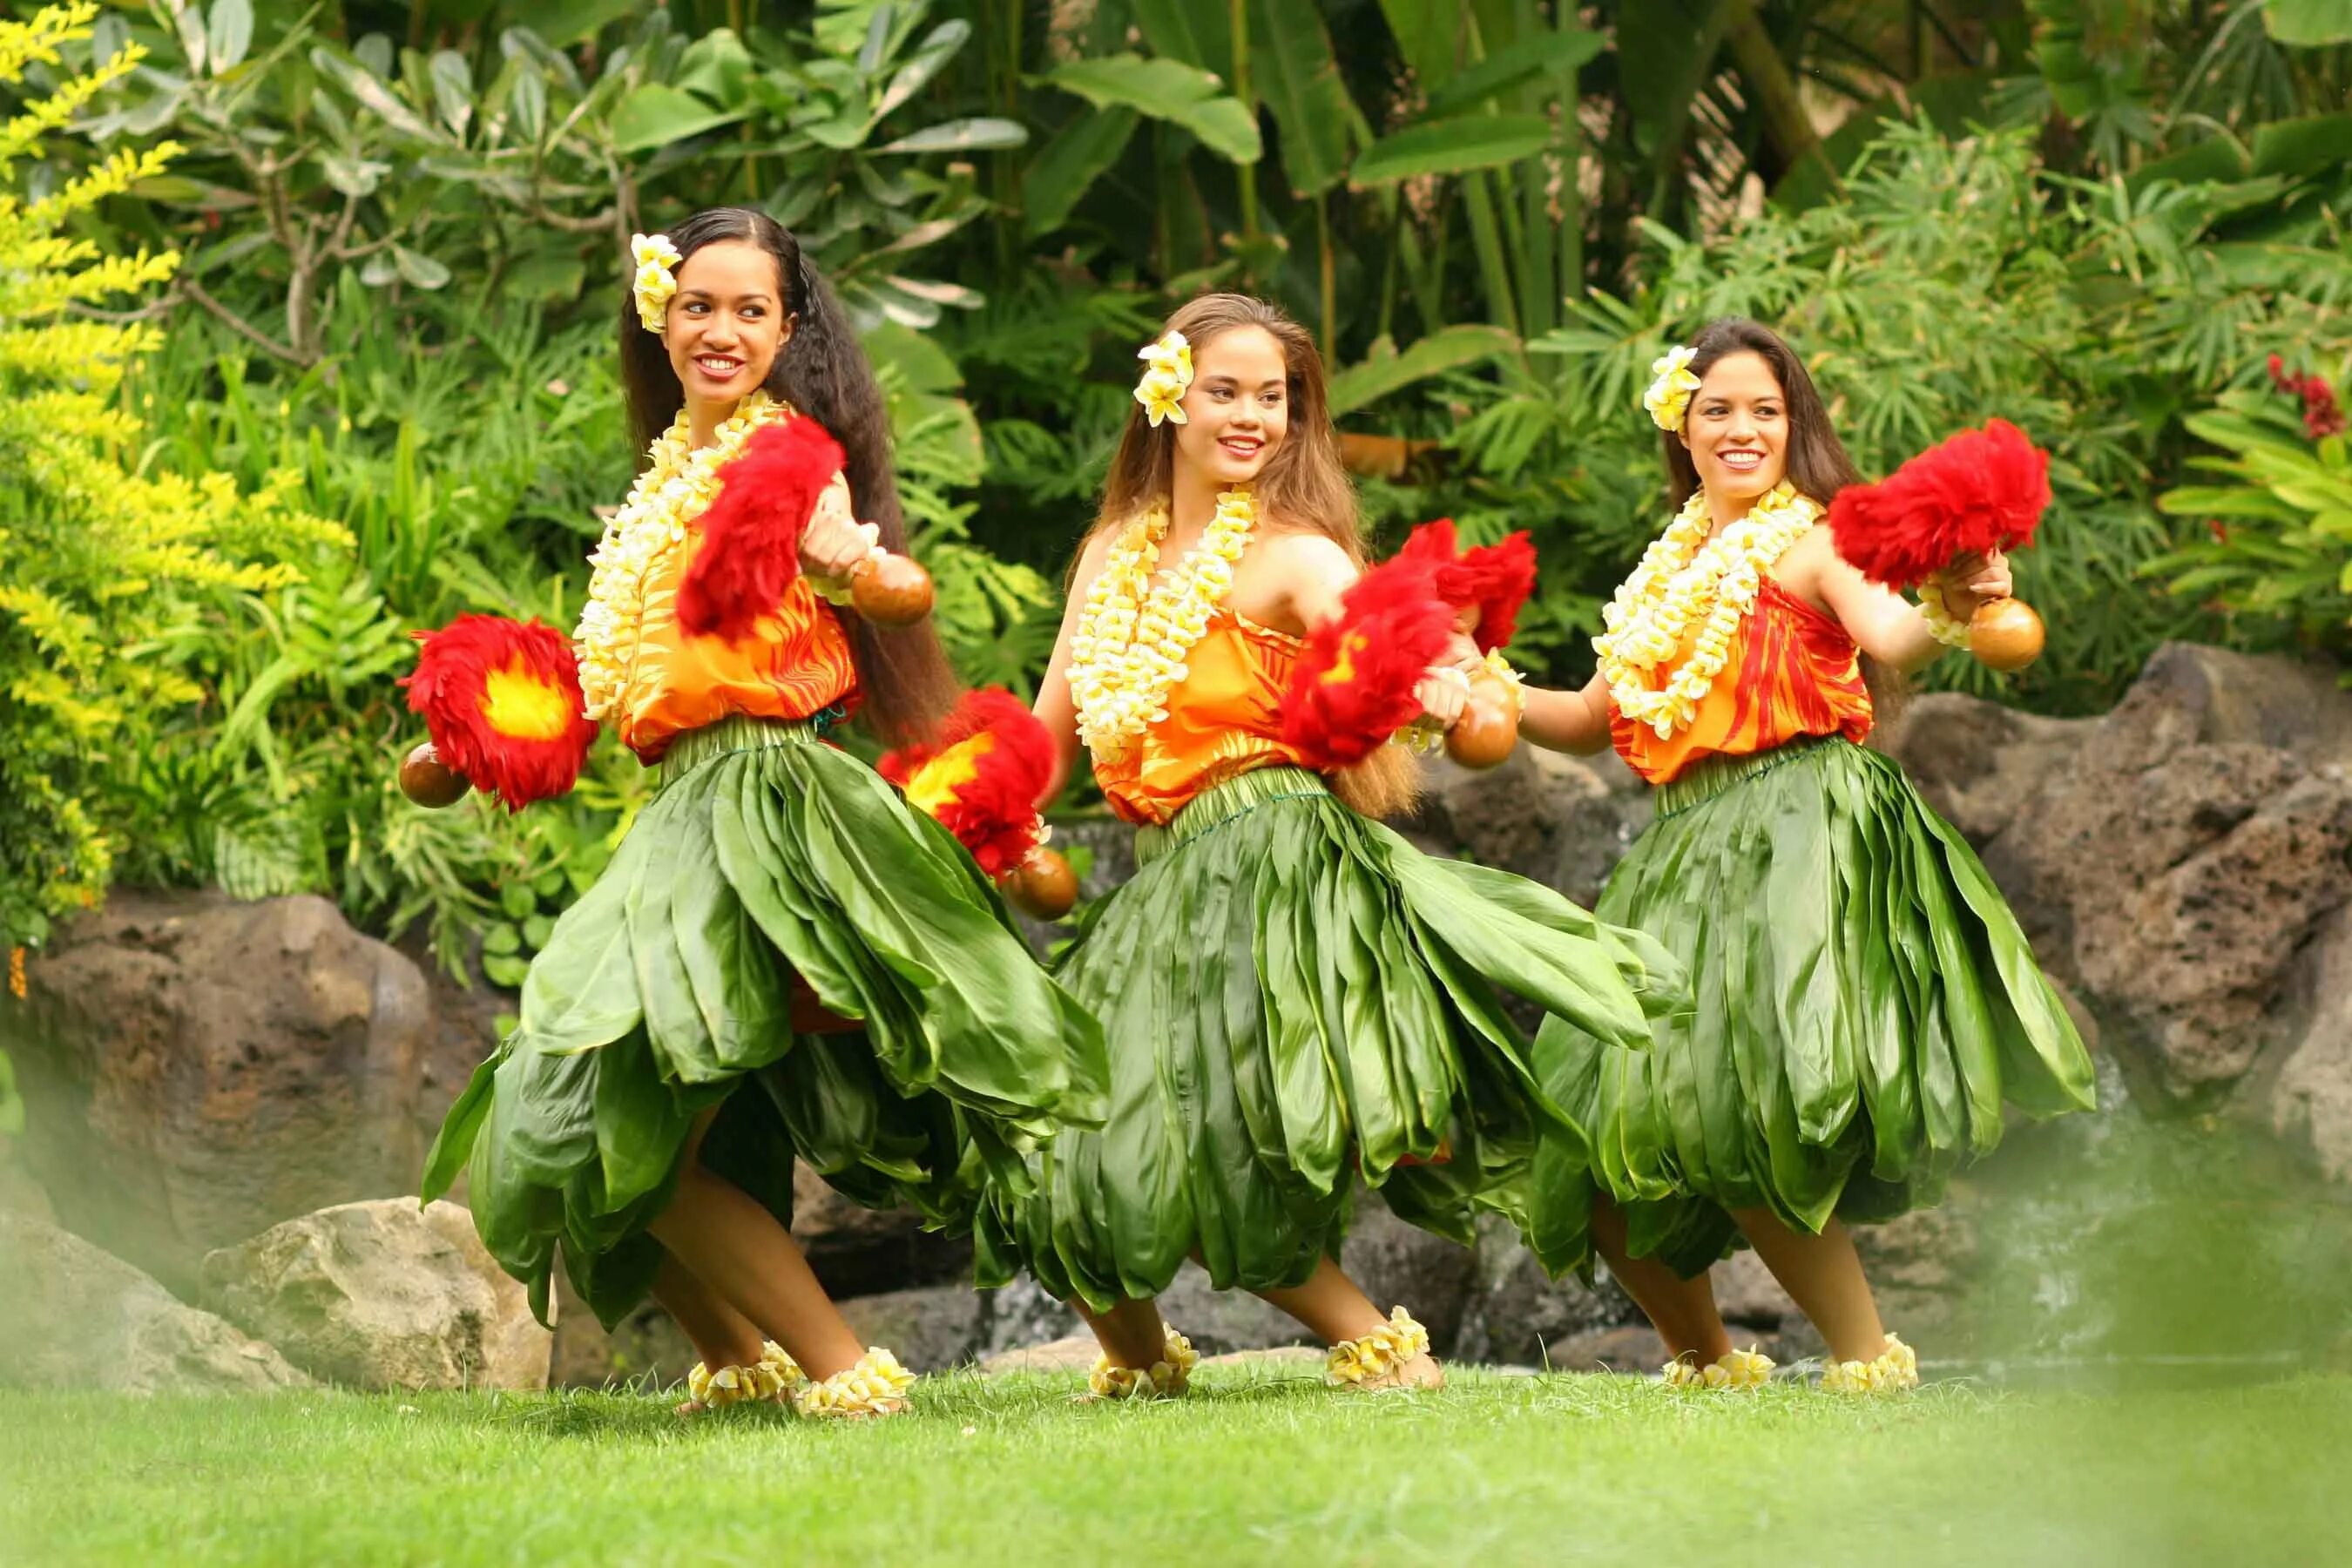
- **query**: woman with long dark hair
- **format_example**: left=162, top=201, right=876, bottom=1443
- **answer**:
left=423, top=207, right=1105, bottom=1418
left=1513, top=316, right=2094, bottom=1389
left=974, top=294, right=1678, bottom=1396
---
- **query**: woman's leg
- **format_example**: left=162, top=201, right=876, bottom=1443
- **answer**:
left=650, top=1248, right=767, bottom=1374
left=1729, top=1207, right=1888, bottom=1365
left=1075, top=1296, right=1175, bottom=1369
left=1591, top=1195, right=1735, bottom=1365
left=647, top=1107, right=867, bottom=1382
left=1252, top=1256, right=1443, bottom=1388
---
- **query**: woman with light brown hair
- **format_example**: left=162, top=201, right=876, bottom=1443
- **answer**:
left=973, top=294, right=1678, bottom=1395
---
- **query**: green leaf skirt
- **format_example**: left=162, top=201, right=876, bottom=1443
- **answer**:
left=1549, top=736, right=2096, bottom=1276
left=421, top=715, right=1107, bottom=1327
left=975, top=765, right=1684, bottom=1313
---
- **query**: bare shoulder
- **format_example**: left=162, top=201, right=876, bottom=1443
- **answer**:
left=1250, top=521, right=1356, bottom=582
left=1774, top=520, right=1839, bottom=589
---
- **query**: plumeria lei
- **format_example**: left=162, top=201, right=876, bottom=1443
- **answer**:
left=1592, top=480, right=1821, bottom=739
left=1134, top=329, right=1193, bottom=426
left=631, top=233, right=680, bottom=333
left=1067, top=486, right=1255, bottom=760
left=573, top=391, right=792, bottom=722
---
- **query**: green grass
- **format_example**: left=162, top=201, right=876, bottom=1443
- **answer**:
left=3, top=1369, right=2343, bottom=1565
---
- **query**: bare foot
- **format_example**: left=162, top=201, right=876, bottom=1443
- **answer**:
left=1347, top=1351, right=1445, bottom=1392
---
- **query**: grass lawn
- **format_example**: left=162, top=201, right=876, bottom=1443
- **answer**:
left=3, top=1366, right=2342, bottom=1566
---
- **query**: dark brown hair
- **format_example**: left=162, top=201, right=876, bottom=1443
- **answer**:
left=1088, top=293, right=1417, bottom=818
left=618, top=206, right=956, bottom=746
left=1666, top=315, right=1903, bottom=720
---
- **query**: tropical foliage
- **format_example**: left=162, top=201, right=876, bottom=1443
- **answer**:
left=2, top=0, right=2347, bottom=966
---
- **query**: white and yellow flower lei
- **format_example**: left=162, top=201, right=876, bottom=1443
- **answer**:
left=1661, top=1345, right=1776, bottom=1389
left=1820, top=1333, right=1919, bottom=1394
left=1067, top=486, right=1255, bottom=761
left=1644, top=344, right=1700, bottom=432
left=1592, top=481, right=1821, bottom=740
left=1087, top=1328, right=1200, bottom=1400
left=686, top=1340, right=805, bottom=1409
left=792, top=1346, right=917, bottom=1418
left=1326, top=1307, right=1431, bottom=1386
left=1914, top=578, right=1974, bottom=648
left=573, top=390, right=791, bottom=722
left=1134, top=329, right=1193, bottom=426
left=631, top=232, right=680, bottom=333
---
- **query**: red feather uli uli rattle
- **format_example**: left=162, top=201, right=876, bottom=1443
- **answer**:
left=1828, top=418, right=2051, bottom=672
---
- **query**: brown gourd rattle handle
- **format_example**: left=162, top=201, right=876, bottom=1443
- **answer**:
left=1968, top=596, right=2044, bottom=673
left=1443, top=672, right=1519, bottom=770
left=847, top=551, right=935, bottom=626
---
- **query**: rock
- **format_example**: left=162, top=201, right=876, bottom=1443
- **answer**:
left=0, top=1214, right=309, bottom=1393
left=841, top=1282, right=986, bottom=1373
left=1853, top=1203, right=1979, bottom=1348
left=1542, top=1324, right=1669, bottom=1374
left=1710, top=1248, right=1799, bottom=1330
left=1151, top=1261, right=1308, bottom=1355
left=977, top=1275, right=1082, bottom=1357
left=977, top=1335, right=1097, bottom=1375
left=1452, top=1215, right=1645, bottom=1366
left=3, top=892, right=431, bottom=1292
left=0, top=1139, right=54, bottom=1225
left=1405, top=747, right=1651, bottom=909
left=2265, top=907, right=2352, bottom=1185
left=199, top=1199, right=550, bottom=1390
left=548, top=1277, right=697, bottom=1391
left=792, top=1163, right=970, bottom=1300
left=1875, top=692, right=2088, bottom=845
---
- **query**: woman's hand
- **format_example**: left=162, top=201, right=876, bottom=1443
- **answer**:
left=1415, top=666, right=1471, bottom=727
left=800, top=511, right=880, bottom=579
left=1933, top=547, right=2011, bottom=618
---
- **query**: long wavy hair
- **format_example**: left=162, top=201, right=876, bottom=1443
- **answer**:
left=1665, top=315, right=1902, bottom=720
left=618, top=206, right=956, bottom=746
left=1086, top=294, right=1419, bottom=819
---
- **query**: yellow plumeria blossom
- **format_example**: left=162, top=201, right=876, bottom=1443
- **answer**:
left=1819, top=1333, right=1919, bottom=1394
left=1088, top=1327, right=1200, bottom=1400
left=1134, top=329, right=1193, bottom=426
left=1326, top=1307, right=1431, bottom=1387
left=572, top=391, right=792, bottom=723
left=1643, top=343, right=1701, bottom=432
left=1067, top=486, right=1254, bottom=761
left=1913, top=578, right=1974, bottom=649
left=1661, top=1346, right=1777, bottom=1389
left=631, top=232, right=681, bottom=333
left=1592, top=481, right=1820, bottom=740
left=686, top=1340, right=806, bottom=1409
left=793, top=1346, right=917, bottom=1418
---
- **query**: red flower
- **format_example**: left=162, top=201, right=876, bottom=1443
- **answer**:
left=2299, top=375, right=2345, bottom=440
left=1281, top=556, right=1456, bottom=768
left=2267, top=353, right=2294, bottom=392
left=878, top=688, right=1051, bottom=876
left=1397, top=519, right=1538, bottom=652
left=1828, top=419, right=2052, bottom=591
left=2208, top=519, right=2229, bottom=544
left=679, top=416, right=847, bottom=639
left=403, top=616, right=598, bottom=810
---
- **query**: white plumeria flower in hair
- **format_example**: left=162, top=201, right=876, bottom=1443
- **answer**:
left=631, top=233, right=681, bottom=333
left=1643, top=343, right=1701, bottom=432
left=1134, top=330, right=1193, bottom=426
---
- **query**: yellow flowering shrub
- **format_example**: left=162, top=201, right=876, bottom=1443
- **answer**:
left=0, top=3, right=344, bottom=951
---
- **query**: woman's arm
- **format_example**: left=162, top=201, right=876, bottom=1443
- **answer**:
left=1802, top=531, right=2012, bottom=675
left=1030, top=532, right=1115, bottom=808
left=1519, top=673, right=1613, bottom=754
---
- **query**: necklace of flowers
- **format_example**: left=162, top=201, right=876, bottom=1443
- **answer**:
left=1067, top=486, right=1256, bottom=760
left=1593, top=480, right=1821, bottom=739
left=573, top=390, right=791, bottom=723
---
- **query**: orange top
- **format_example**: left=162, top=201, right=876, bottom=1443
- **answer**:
left=1094, top=606, right=1315, bottom=826
left=608, top=473, right=862, bottom=763
left=1611, top=575, right=1872, bottom=786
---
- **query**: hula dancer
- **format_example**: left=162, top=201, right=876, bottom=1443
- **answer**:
left=975, top=294, right=1678, bottom=1396
left=416, top=208, right=1105, bottom=1418
left=1512, top=316, right=2095, bottom=1390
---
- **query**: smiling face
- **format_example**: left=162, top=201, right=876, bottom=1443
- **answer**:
left=664, top=239, right=791, bottom=415
left=1680, top=349, right=1788, bottom=510
left=1172, top=324, right=1289, bottom=487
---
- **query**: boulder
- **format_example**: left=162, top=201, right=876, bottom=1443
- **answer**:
left=199, top=1199, right=550, bottom=1390
left=2265, top=907, right=2352, bottom=1184
left=1452, top=1215, right=1645, bottom=1367
left=791, top=1163, right=970, bottom=1300
left=0, top=1214, right=309, bottom=1393
left=841, top=1282, right=986, bottom=1372
left=3, top=892, right=431, bottom=1292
